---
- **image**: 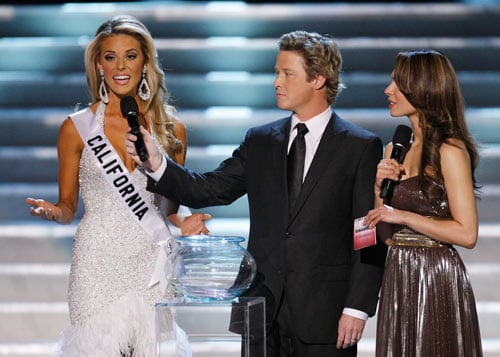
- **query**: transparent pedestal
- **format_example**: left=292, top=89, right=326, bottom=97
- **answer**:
left=155, top=297, right=266, bottom=357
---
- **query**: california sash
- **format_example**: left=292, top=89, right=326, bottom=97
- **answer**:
left=70, top=105, right=176, bottom=293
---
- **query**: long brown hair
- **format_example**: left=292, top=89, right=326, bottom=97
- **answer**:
left=393, top=49, right=480, bottom=199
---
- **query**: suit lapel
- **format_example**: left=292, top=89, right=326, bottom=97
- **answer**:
left=288, top=113, right=347, bottom=221
left=270, top=118, right=293, bottom=225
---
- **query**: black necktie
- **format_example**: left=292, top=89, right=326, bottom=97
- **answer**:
left=287, top=123, right=308, bottom=210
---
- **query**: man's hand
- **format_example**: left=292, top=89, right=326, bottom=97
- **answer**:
left=180, top=213, right=213, bottom=236
left=336, top=313, right=366, bottom=349
left=125, top=126, right=163, bottom=172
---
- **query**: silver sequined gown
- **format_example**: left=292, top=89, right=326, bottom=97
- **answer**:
left=58, top=104, right=170, bottom=356
left=375, top=176, right=482, bottom=356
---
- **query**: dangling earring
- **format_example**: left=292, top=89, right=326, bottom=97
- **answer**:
left=138, top=65, right=151, bottom=101
left=99, top=68, right=109, bottom=104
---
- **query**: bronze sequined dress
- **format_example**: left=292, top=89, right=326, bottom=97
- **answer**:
left=375, top=176, right=482, bottom=357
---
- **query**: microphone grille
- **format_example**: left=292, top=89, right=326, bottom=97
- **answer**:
left=120, top=96, right=139, bottom=118
left=393, top=125, right=412, bottom=147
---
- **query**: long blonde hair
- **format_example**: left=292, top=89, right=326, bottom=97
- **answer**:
left=84, top=14, right=182, bottom=159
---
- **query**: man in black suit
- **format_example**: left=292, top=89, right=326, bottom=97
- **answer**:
left=126, top=30, right=386, bottom=356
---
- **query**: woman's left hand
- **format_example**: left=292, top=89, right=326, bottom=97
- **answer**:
left=364, top=204, right=399, bottom=229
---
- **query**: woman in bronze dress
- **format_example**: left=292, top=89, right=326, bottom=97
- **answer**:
left=365, top=50, right=483, bottom=356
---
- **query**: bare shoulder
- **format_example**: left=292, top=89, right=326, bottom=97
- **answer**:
left=440, top=139, right=468, bottom=159
left=171, top=114, right=187, bottom=139
left=60, top=116, right=77, bottom=135
left=60, top=104, right=100, bottom=144
left=59, top=116, right=84, bottom=151
left=171, top=114, right=186, bottom=130
left=440, top=139, right=471, bottom=177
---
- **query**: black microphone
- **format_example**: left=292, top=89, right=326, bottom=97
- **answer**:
left=120, top=96, right=149, bottom=162
left=379, top=125, right=413, bottom=200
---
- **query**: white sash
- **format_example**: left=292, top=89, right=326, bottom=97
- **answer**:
left=70, top=105, right=176, bottom=293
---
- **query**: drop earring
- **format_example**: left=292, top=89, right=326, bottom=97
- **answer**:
left=138, top=65, right=151, bottom=101
left=99, top=68, right=109, bottom=104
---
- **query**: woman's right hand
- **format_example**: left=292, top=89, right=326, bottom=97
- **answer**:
left=26, top=197, right=62, bottom=222
left=375, top=158, right=404, bottom=192
left=125, top=126, right=163, bottom=173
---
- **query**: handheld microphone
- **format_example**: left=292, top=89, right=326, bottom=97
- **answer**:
left=120, top=96, right=149, bottom=162
left=379, top=124, right=413, bottom=200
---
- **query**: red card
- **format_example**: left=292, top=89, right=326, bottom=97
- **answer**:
left=353, top=216, right=377, bottom=250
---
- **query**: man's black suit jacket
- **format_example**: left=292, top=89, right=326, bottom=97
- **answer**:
left=148, top=111, right=387, bottom=344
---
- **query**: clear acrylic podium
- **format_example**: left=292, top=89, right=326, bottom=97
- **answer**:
left=155, top=297, right=266, bottom=357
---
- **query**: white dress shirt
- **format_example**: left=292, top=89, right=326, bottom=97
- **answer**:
left=288, top=107, right=332, bottom=181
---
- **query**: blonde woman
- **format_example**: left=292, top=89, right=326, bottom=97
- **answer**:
left=26, top=15, right=210, bottom=356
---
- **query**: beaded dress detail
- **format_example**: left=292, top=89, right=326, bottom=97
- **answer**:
left=58, top=103, right=171, bottom=356
left=375, top=176, right=483, bottom=356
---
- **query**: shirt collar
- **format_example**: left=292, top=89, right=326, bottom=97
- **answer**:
left=290, top=107, right=332, bottom=142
